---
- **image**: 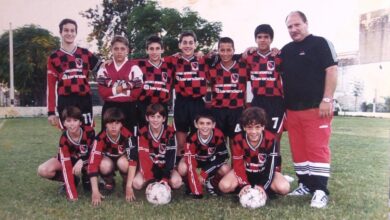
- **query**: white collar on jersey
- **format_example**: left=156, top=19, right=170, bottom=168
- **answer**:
left=148, top=59, right=163, bottom=69
left=246, top=132, right=263, bottom=151
left=60, top=45, right=77, bottom=56
left=221, top=61, right=237, bottom=72
left=66, top=127, right=83, bottom=145
left=256, top=50, right=271, bottom=59
left=197, top=129, right=214, bottom=146
left=113, top=58, right=129, bottom=71
left=106, top=130, right=121, bottom=144
left=149, top=125, right=164, bottom=142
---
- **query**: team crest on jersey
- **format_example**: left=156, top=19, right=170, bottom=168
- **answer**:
left=75, top=58, right=83, bottom=69
left=159, top=144, right=166, bottom=154
left=118, top=145, right=124, bottom=154
left=267, top=61, right=275, bottom=71
left=231, top=73, right=239, bottom=83
left=207, top=147, right=216, bottom=155
left=191, top=62, right=199, bottom=71
left=79, top=145, right=88, bottom=154
left=257, top=153, right=267, bottom=165
left=162, top=72, right=168, bottom=82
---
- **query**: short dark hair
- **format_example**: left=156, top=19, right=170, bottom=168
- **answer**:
left=286, top=11, right=308, bottom=23
left=61, top=106, right=82, bottom=121
left=254, top=24, right=274, bottom=40
left=239, top=107, right=267, bottom=127
left=218, top=37, right=235, bottom=49
left=146, top=35, right=163, bottom=49
left=146, top=103, right=167, bottom=118
left=194, top=109, right=215, bottom=123
left=179, top=30, right=197, bottom=43
left=59, top=18, right=77, bottom=33
left=103, top=107, right=125, bottom=125
left=111, top=35, right=129, bottom=47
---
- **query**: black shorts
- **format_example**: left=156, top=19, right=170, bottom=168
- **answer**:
left=211, top=107, right=243, bottom=138
left=251, top=96, right=285, bottom=134
left=197, top=158, right=227, bottom=178
left=173, top=95, right=205, bottom=133
left=101, top=101, right=137, bottom=133
left=57, top=94, right=93, bottom=126
left=246, top=171, right=270, bottom=188
left=137, top=100, right=168, bottom=129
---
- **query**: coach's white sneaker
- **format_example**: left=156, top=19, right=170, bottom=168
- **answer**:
left=288, top=183, right=310, bottom=196
left=310, top=190, right=328, bottom=208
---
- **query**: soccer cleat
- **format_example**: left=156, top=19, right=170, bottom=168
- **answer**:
left=99, top=178, right=115, bottom=195
left=205, top=178, right=219, bottom=196
left=57, top=184, right=66, bottom=195
left=310, top=190, right=328, bottom=208
left=288, top=183, right=310, bottom=196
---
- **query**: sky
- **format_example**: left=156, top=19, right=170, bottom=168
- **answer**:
left=1, top=0, right=389, bottom=53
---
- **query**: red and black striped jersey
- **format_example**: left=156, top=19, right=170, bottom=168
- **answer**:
left=57, top=126, right=95, bottom=200
left=232, top=130, right=277, bottom=190
left=88, top=127, right=133, bottom=177
left=97, top=59, right=143, bottom=102
left=166, top=55, right=208, bottom=98
left=135, top=59, right=173, bottom=104
left=184, top=128, right=229, bottom=195
left=245, top=51, right=283, bottom=97
left=47, top=46, right=100, bottom=114
left=208, top=61, right=249, bottom=108
left=136, top=125, right=177, bottom=182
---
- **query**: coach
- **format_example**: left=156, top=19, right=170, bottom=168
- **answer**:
left=280, top=11, right=338, bottom=208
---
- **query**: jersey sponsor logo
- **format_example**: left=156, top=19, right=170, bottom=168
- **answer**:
left=231, top=73, right=239, bottom=83
left=75, top=58, right=83, bottom=69
left=191, top=62, right=199, bottom=71
left=267, top=61, right=275, bottom=71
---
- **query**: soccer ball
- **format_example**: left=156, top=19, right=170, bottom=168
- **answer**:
left=239, top=186, right=267, bottom=209
left=145, top=182, right=172, bottom=205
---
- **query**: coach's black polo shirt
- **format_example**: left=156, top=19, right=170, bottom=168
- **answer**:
left=281, top=34, right=338, bottom=110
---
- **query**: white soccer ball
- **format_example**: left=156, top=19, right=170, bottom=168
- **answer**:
left=145, top=182, right=172, bottom=205
left=239, top=186, right=267, bottom=209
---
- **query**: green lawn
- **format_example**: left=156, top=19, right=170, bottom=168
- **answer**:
left=0, top=116, right=389, bottom=219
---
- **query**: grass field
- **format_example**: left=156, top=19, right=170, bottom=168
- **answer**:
left=0, top=116, right=389, bottom=220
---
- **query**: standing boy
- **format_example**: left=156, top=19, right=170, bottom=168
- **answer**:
left=167, top=31, right=208, bottom=157
left=245, top=24, right=284, bottom=170
left=47, top=18, right=101, bottom=128
left=97, top=35, right=143, bottom=132
left=135, top=35, right=174, bottom=128
left=207, top=37, right=249, bottom=146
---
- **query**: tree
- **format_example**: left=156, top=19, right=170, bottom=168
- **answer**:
left=128, top=4, right=222, bottom=58
left=0, top=25, right=60, bottom=106
left=351, top=80, right=364, bottom=111
left=80, top=0, right=146, bottom=57
left=82, top=0, right=222, bottom=59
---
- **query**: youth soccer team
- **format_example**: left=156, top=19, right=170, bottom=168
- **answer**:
left=38, top=18, right=292, bottom=207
